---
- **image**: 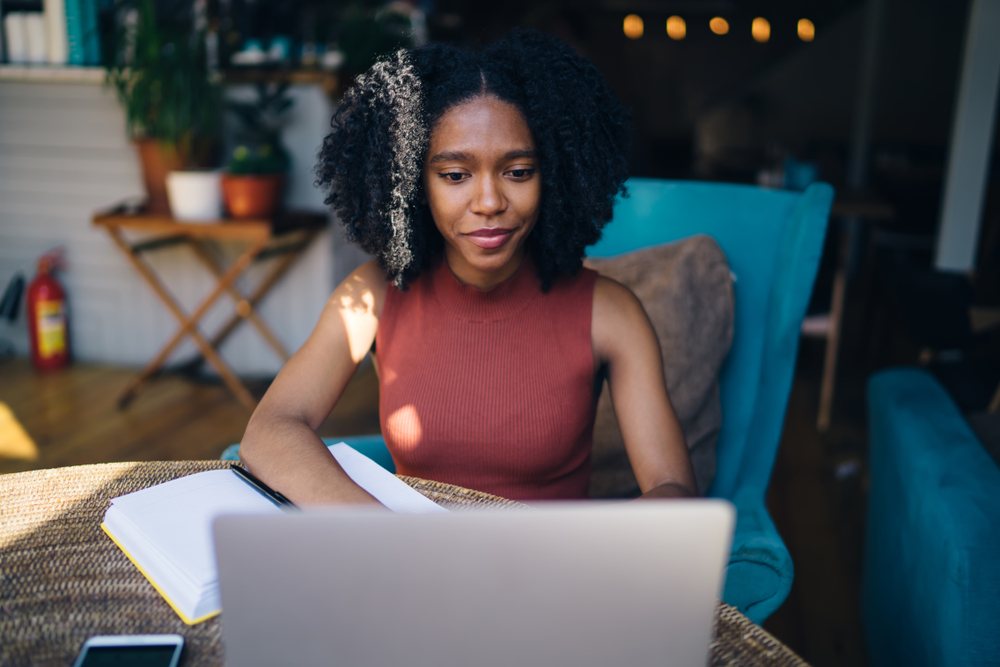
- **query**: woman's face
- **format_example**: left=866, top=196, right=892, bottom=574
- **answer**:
left=423, top=95, right=541, bottom=290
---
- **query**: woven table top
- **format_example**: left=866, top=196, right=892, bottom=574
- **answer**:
left=0, top=461, right=809, bottom=667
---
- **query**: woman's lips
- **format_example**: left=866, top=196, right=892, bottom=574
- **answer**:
left=465, top=227, right=515, bottom=249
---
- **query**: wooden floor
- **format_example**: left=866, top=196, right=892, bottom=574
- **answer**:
left=0, top=357, right=380, bottom=477
left=764, top=339, right=870, bottom=667
left=0, top=346, right=870, bottom=666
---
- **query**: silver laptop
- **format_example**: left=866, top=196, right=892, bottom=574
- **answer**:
left=213, top=501, right=734, bottom=667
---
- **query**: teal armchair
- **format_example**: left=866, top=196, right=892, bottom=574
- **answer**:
left=587, top=178, right=833, bottom=623
left=224, top=178, right=832, bottom=625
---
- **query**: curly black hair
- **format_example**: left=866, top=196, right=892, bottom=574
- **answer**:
left=316, top=30, right=630, bottom=290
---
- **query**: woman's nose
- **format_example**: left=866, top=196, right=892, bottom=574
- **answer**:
left=471, top=175, right=507, bottom=216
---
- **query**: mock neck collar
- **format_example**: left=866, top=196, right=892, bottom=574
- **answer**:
left=428, top=251, right=542, bottom=322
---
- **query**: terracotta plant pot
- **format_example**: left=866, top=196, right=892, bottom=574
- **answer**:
left=221, top=174, right=286, bottom=219
left=135, top=140, right=184, bottom=215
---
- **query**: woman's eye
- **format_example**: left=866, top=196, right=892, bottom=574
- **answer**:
left=439, top=172, right=466, bottom=182
left=508, top=169, right=535, bottom=179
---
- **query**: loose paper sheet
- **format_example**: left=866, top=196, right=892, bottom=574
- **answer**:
left=328, top=443, right=448, bottom=514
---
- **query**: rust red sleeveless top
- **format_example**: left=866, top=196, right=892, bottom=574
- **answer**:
left=376, top=252, right=598, bottom=501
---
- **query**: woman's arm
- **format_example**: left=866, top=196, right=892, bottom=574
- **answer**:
left=592, top=276, right=697, bottom=499
left=238, top=260, right=388, bottom=506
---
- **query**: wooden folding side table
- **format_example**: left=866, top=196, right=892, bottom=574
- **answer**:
left=93, top=204, right=328, bottom=411
left=802, top=194, right=894, bottom=431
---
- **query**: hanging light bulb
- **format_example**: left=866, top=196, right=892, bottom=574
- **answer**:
left=752, top=17, right=770, bottom=43
left=623, top=14, right=644, bottom=39
left=709, top=17, right=729, bottom=35
left=666, top=15, right=686, bottom=40
left=798, top=18, right=816, bottom=42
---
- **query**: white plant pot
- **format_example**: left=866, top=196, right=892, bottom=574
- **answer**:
left=166, top=170, right=223, bottom=222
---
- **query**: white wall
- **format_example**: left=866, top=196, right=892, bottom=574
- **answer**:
left=935, top=0, right=1000, bottom=273
left=0, top=79, right=367, bottom=375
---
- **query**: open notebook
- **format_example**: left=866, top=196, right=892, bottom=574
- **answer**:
left=101, top=443, right=446, bottom=624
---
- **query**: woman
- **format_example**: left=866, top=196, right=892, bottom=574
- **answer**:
left=239, top=30, right=696, bottom=504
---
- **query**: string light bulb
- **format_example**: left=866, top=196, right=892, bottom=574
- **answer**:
left=752, top=17, right=770, bottom=43
left=623, top=14, right=644, bottom=39
left=666, top=15, right=686, bottom=40
left=709, top=17, right=729, bottom=35
left=798, top=18, right=815, bottom=42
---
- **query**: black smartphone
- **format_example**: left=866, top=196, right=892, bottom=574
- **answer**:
left=72, top=634, right=184, bottom=667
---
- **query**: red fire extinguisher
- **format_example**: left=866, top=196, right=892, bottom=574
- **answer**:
left=27, top=249, right=70, bottom=372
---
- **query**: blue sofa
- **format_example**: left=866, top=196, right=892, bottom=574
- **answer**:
left=865, top=368, right=1000, bottom=667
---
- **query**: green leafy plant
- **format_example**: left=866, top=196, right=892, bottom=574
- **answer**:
left=226, top=83, right=294, bottom=176
left=338, top=3, right=414, bottom=73
left=104, top=0, right=221, bottom=167
left=311, top=0, right=418, bottom=74
left=228, top=144, right=288, bottom=176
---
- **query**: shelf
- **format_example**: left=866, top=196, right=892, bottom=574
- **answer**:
left=92, top=202, right=328, bottom=241
left=0, top=65, right=340, bottom=93
left=221, top=68, right=340, bottom=97
left=0, top=64, right=105, bottom=83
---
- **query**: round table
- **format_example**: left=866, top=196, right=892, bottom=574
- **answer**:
left=0, top=462, right=809, bottom=667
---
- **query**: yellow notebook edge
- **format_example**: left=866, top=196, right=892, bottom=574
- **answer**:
left=100, top=522, right=221, bottom=626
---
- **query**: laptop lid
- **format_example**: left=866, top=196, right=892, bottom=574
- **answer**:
left=214, top=501, right=734, bottom=667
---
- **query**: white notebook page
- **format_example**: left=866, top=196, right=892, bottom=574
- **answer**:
left=107, top=446, right=445, bottom=590
left=110, top=469, right=283, bottom=585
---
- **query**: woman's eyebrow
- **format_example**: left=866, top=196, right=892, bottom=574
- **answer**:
left=502, top=148, right=537, bottom=161
left=428, top=150, right=473, bottom=164
left=428, top=148, right=537, bottom=164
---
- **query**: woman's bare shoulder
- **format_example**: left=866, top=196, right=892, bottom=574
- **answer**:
left=348, top=258, right=388, bottom=289
left=592, top=275, right=652, bottom=362
left=332, top=259, right=389, bottom=317
left=593, top=274, right=644, bottom=320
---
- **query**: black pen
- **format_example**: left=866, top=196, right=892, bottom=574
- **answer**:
left=230, top=464, right=298, bottom=508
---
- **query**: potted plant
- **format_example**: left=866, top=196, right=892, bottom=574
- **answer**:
left=221, top=83, right=294, bottom=219
left=104, top=0, right=222, bottom=216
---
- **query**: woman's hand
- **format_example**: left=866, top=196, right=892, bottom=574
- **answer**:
left=591, top=277, right=698, bottom=499
left=238, top=260, right=389, bottom=506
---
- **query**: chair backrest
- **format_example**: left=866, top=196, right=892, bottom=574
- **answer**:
left=587, top=178, right=832, bottom=499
